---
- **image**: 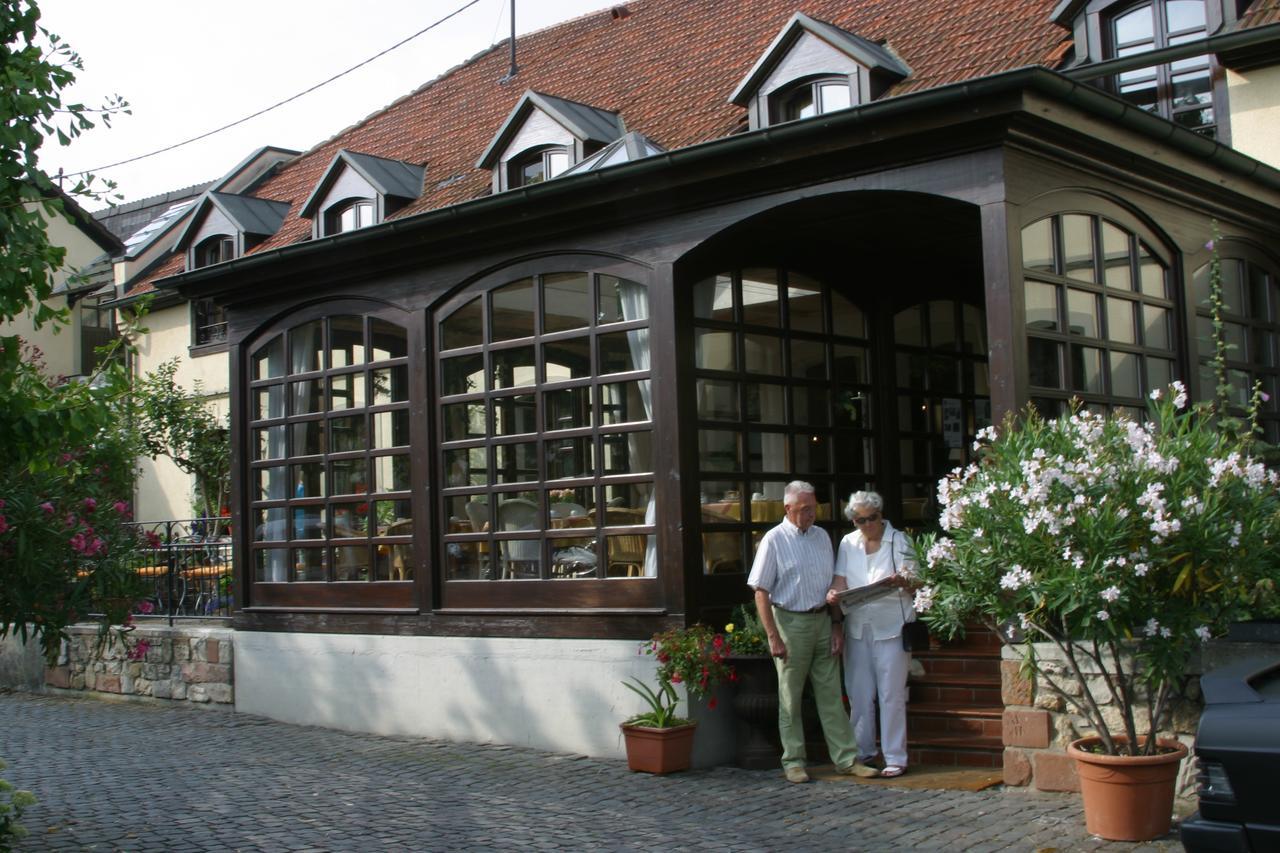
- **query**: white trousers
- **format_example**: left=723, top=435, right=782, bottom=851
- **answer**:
left=843, top=628, right=910, bottom=767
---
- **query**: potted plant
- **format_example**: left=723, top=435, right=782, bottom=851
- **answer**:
left=912, top=383, right=1280, bottom=841
left=620, top=623, right=734, bottom=774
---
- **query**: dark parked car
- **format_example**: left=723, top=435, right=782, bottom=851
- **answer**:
left=1181, top=656, right=1280, bottom=852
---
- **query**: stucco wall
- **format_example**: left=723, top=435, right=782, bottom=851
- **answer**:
left=1227, top=66, right=1280, bottom=170
left=234, top=632, right=736, bottom=766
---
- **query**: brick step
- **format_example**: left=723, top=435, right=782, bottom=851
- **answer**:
left=911, top=651, right=1001, bottom=679
left=908, top=742, right=1004, bottom=768
left=908, top=704, right=1003, bottom=739
left=907, top=702, right=1002, bottom=719
left=909, top=672, right=1000, bottom=690
left=909, top=681, right=1003, bottom=706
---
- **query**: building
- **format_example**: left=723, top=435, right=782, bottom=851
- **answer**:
left=128, top=0, right=1280, bottom=764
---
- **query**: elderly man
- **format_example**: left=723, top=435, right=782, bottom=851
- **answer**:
left=747, top=480, right=880, bottom=783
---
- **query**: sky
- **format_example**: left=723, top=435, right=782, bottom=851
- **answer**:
left=35, top=0, right=619, bottom=209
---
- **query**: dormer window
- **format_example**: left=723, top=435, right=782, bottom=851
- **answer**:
left=1108, top=1, right=1214, bottom=135
left=326, top=199, right=375, bottom=235
left=195, top=235, right=236, bottom=268
left=772, top=76, right=854, bottom=123
left=730, top=13, right=910, bottom=132
left=509, top=146, right=571, bottom=188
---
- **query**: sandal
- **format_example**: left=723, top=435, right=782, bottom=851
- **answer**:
left=880, top=765, right=906, bottom=778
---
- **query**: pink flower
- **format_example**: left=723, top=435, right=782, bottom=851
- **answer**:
left=137, top=600, right=155, bottom=615
left=0, top=515, right=8, bottom=535
left=113, top=500, right=129, bottom=516
left=126, top=640, right=151, bottom=661
left=144, top=531, right=162, bottom=549
left=83, top=497, right=97, bottom=513
left=1205, top=239, right=1215, bottom=251
left=40, top=502, right=54, bottom=514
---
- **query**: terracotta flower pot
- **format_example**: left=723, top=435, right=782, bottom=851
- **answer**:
left=1066, top=735, right=1188, bottom=841
left=619, top=722, right=697, bottom=774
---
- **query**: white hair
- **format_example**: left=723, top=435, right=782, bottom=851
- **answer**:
left=783, top=480, right=816, bottom=506
left=844, top=490, right=884, bottom=520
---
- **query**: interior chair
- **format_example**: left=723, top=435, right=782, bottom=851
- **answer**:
left=496, top=497, right=540, bottom=579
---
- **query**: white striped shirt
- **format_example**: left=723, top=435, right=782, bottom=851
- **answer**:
left=746, top=517, right=835, bottom=611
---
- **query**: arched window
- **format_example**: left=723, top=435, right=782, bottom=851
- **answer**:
left=247, top=312, right=414, bottom=592
left=437, top=271, right=653, bottom=584
left=507, top=146, right=571, bottom=189
left=770, top=76, right=854, bottom=123
left=1021, top=213, right=1176, bottom=417
left=194, top=235, right=235, bottom=268
left=324, top=199, right=375, bottom=236
left=1106, top=0, right=1215, bottom=136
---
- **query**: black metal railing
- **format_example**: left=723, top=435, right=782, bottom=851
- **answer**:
left=122, top=518, right=233, bottom=623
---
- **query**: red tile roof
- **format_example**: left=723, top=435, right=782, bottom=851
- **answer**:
left=133, top=0, right=1077, bottom=294
left=1240, top=0, right=1280, bottom=27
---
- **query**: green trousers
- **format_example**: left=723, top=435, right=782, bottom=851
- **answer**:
left=772, top=607, right=858, bottom=770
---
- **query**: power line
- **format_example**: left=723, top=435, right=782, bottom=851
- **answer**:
left=62, top=0, right=485, bottom=180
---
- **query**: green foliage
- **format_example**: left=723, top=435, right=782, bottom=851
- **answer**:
left=621, top=677, right=685, bottom=728
left=0, top=0, right=126, bottom=327
left=0, top=757, right=37, bottom=851
left=132, top=359, right=230, bottom=525
left=625, top=624, right=735, bottom=727
left=723, top=604, right=769, bottom=656
left=913, top=387, right=1280, bottom=755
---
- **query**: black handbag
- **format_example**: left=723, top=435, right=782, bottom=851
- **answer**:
left=890, top=532, right=929, bottom=652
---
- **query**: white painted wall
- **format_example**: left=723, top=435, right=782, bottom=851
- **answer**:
left=234, top=633, right=735, bottom=766
left=750, top=31, right=861, bottom=129
left=497, top=108, right=574, bottom=191
left=1227, top=66, right=1280, bottom=170
left=317, top=165, right=376, bottom=224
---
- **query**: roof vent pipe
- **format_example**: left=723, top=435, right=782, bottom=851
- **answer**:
left=501, top=0, right=518, bottom=82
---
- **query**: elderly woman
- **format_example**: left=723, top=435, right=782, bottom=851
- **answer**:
left=825, top=490, right=917, bottom=778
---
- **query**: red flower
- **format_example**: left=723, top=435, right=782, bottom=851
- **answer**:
left=83, top=497, right=97, bottom=513
left=708, top=697, right=718, bottom=710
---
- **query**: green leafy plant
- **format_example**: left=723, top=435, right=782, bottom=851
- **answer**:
left=724, top=603, right=769, bottom=656
left=0, top=757, right=37, bottom=852
left=913, top=386, right=1280, bottom=756
left=624, top=624, right=735, bottom=727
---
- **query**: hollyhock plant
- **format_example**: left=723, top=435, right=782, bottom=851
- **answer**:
left=912, top=383, right=1280, bottom=756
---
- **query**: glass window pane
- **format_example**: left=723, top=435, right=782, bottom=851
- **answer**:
left=372, top=410, right=409, bottom=449
left=831, top=292, right=866, bottom=338
left=292, top=462, right=326, bottom=499
left=602, top=430, right=651, bottom=474
left=443, top=402, right=486, bottom=441
left=700, top=480, right=743, bottom=517
left=1110, top=351, right=1141, bottom=398
left=748, top=431, right=789, bottom=473
left=832, top=344, right=870, bottom=383
left=442, top=354, right=484, bottom=396
left=1027, top=338, right=1063, bottom=389
left=329, top=415, right=367, bottom=453
left=545, top=436, right=593, bottom=480
left=375, top=543, right=413, bottom=582
left=329, top=315, right=364, bottom=367
left=791, top=339, right=826, bottom=379
left=368, top=318, right=407, bottom=358
left=493, top=394, right=537, bottom=436
left=835, top=434, right=874, bottom=473
left=1139, top=244, right=1166, bottom=298
left=331, top=460, right=367, bottom=496
left=292, top=420, right=325, bottom=457
left=702, top=531, right=743, bottom=575
left=332, top=503, right=369, bottom=538
left=253, top=335, right=285, bottom=380
left=744, top=383, right=786, bottom=424
left=543, top=338, right=591, bottom=382
left=604, top=534, right=651, bottom=578
left=929, top=301, right=958, bottom=349
left=370, top=365, right=408, bottom=406
left=290, top=379, right=325, bottom=415
left=494, top=441, right=539, bottom=483
left=491, top=346, right=536, bottom=389
left=741, top=268, right=779, bottom=327
left=333, top=546, right=370, bottom=582
left=793, top=432, right=830, bottom=474
left=696, top=329, right=736, bottom=371
left=289, top=320, right=324, bottom=374
left=255, top=425, right=286, bottom=461
left=256, top=466, right=288, bottom=502
left=599, top=380, right=649, bottom=426
left=291, top=547, right=325, bottom=582
left=835, top=389, right=870, bottom=429
left=372, top=455, right=409, bottom=493
left=1062, top=214, right=1095, bottom=282
left=963, top=304, right=987, bottom=354
left=743, top=334, right=783, bottom=375
left=1147, top=357, right=1174, bottom=392
left=603, top=482, right=651, bottom=517
left=292, top=507, right=325, bottom=542
left=599, top=330, right=646, bottom=375
left=542, top=272, right=591, bottom=333
left=598, top=275, right=648, bottom=324
left=788, top=274, right=824, bottom=333
left=792, top=386, right=831, bottom=427
left=1114, top=5, right=1154, bottom=46
left=1106, top=297, right=1136, bottom=344
left=441, top=297, right=483, bottom=350
left=697, top=379, right=739, bottom=420
left=1221, top=259, right=1246, bottom=315
left=254, top=385, right=284, bottom=421
left=445, top=540, right=482, bottom=580
left=1021, top=218, right=1055, bottom=273
left=1102, top=222, right=1133, bottom=290
left=699, top=429, right=739, bottom=472
left=328, top=373, right=365, bottom=411
left=254, top=507, right=287, bottom=542
left=693, top=275, right=734, bottom=322
left=1071, top=345, right=1105, bottom=393
left=491, top=278, right=535, bottom=342
left=445, top=448, right=487, bottom=487
left=818, top=81, right=851, bottom=112
left=1025, top=281, right=1060, bottom=332
left=894, top=306, right=925, bottom=346
left=1224, top=322, right=1248, bottom=360
left=544, top=386, right=591, bottom=431
left=1143, top=305, right=1171, bottom=350
left=1167, top=0, right=1206, bottom=32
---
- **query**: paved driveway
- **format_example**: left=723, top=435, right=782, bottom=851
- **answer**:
left=1, top=691, right=1182, bottom=852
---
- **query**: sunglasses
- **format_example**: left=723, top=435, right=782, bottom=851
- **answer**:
left=852, top=512, right=881, bottom=525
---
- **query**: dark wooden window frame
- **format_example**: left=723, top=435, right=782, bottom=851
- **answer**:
left=193, top=297, right=228, bottom=347
left=435, top=259, right=662, bottom=612
left=506, top=145, right=571, bottom=190
left=768, top=74, right=856, bottom=125
left=244, top=298, right=422, bottom=611
left=194, top=234, right=236, bottom=269
left=323, top=198, right=376, bottom=237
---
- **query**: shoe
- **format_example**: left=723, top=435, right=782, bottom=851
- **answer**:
left=835, top=762, right=880, bottom=778
left=880, top=765, right=906, bottom=778
left=784, top=766, right=811, bottom=784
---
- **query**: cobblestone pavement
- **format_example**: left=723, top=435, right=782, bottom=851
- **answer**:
left=2, top=691, right=1184, bottom=852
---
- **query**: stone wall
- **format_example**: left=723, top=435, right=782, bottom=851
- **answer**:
left=43, top=623, right=233, bottom=706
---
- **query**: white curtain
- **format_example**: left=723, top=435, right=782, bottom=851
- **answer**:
left=617, top=280, right=657, bottom=577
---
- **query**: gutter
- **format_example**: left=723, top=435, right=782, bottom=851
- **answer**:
left=157, top=66, right=1280, bottom=295
left=1062, top=22, right=1280, bottom=81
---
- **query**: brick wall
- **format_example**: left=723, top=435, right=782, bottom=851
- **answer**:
left=44, top=624, right=233, bottom=706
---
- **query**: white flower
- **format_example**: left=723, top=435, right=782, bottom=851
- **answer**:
left=1195, top=625, right=1212, bottom=642
left=1149, top=388, right=1163, bottom=401
left=1096, top=609, right=1110, bottom=622
left=1101, top=585, right=1121, bottom=603
left=1171, top=380, right=1188, bottom=409
left=1144, top=618, right=1160, bottom=637
left=1000, top=565, right=1033, bottom=591
left=913, top=586, right=935, bottom=613
left=1133, top=562, right=1150, bottom=577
